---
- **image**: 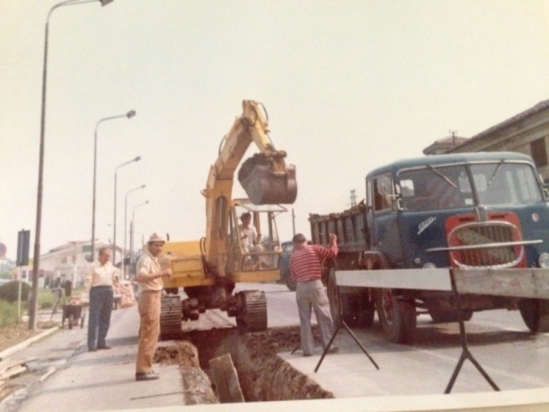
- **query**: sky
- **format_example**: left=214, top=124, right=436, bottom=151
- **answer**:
left=1, top=0, right=549, bottom=262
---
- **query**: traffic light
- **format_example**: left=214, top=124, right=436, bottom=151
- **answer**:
left=16, top=229, right=30, bottom=267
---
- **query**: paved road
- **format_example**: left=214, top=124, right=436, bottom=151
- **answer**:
left=2, top=282, right=549, bottom=411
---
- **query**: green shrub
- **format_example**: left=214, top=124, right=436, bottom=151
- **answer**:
left=0, top=281, right=31, bottom=303
left=38, top=290, right=54, bottom=309
left=0, top=300, right=18, bottom=327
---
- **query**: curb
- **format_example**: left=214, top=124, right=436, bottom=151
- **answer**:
left=0, top=327, right=59, bottom=360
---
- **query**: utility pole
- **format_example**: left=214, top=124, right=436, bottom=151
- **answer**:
left=350, top=189, right=357, bottom=207
left=291, top=208, right=296, bottom=236
left=450, top=129, right=457, bottom=147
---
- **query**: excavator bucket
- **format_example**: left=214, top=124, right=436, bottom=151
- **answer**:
left=238, top=155, right=297, bottom=205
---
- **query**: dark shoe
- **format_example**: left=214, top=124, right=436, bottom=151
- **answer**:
left=88, top=348, right=97, bottom=352
left=98, top=346, right=111, bottom=350
left=303, top=353, right=312, bottom=357
left=135, top=372, right=159, bottom=381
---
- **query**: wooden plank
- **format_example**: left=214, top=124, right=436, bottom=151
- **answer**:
left=209, top=353, right=245, bottom=403
left=0, top=358, right=34, bottom=375
left=334, top=268, right=549, bottom=299
left=453, top=268, right=549, bottom=299
left=0, top=365, right=26, bottom=380
left=335, top=269, right=452, bottom=291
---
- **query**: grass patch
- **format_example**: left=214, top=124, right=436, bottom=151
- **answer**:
left=0, top=300, right=20, bottom=327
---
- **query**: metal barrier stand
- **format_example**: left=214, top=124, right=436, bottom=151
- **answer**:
left=314, top=283, right=379, bottom=373
left=445, top=268, right=499, bottom=393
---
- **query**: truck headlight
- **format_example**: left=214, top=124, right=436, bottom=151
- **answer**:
left=538, top=253, right=549, bottom=268
left=423, top=262, right=437, bottom=269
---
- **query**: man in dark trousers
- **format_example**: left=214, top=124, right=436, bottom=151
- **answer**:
left=86, top=247, right=118, bottom=352
left=290, top=232, right=338, bottom=356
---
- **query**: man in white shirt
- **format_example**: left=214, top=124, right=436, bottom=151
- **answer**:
left=238, top=212, right=267, bottom=270
left=86, top=247, right=119, bottom=352
left=239, top=212, right=262, bottom=253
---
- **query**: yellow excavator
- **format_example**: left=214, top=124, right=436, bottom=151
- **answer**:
left=159, top=100, right=297, bottom=339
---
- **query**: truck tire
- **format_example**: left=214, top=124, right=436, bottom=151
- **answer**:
left=326, top=265, right=369, bottom=327
left=519, top=298, right=549, bottom=333
left=327, top=265, right=344, bottom=326
left=376, top=288, right=416, bottom=344
left=284, top=268, right=297, bottom=292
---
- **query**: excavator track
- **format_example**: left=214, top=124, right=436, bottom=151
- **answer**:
left=235, top=290, right=268, bottom=332
left=160, top=295, right=183, bottom=340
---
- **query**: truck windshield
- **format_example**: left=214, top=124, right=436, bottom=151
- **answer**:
left=398, top=162, right=542, bottom=211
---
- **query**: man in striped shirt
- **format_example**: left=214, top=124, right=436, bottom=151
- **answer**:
left=290, top=232, right=338, bottom=356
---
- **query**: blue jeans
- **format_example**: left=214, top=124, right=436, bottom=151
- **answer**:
left=87, top=286, right=114, bottom=350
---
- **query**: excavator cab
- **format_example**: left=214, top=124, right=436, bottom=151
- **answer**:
left=227, top=199, right=286, bottom=282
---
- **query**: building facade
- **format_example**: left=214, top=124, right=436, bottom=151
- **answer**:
left=36, top=241, right=122, bottom=288
left=442, top=100, right=549, bottom=182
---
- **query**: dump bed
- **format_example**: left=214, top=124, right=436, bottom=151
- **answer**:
left=309, top=202, right=368, bottom=253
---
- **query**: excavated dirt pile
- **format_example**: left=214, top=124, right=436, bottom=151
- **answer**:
left=155, top=326, right=333, bottom=403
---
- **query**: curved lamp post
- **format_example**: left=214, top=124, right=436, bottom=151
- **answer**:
left=91, top=110, right=136, bottom=263
left=31, top=0, right=114, bottom=330
left=130, top=200, right=149, bottom=276
left=124, top=184, right=145, bottom=277
left=113, top=156, right=140, bottom=263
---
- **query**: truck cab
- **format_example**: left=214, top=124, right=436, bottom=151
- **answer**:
left=310, top=152, right=549, bottom=343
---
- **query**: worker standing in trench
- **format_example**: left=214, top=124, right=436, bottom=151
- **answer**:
left=289, top=233, right=339, bottom=356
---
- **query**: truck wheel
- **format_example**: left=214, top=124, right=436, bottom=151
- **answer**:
left=519, top=298, right=549, bottom=333
left=327, top=265, right=343, bottom=326
left=326, top=266, right=363, bottom=327
left=376, top=288, right=416, bottom=344
left=356, top=295, right=375, bottom=328
left=284, top=269, right=297, bottom=291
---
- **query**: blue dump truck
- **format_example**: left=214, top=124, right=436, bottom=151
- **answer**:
left=309, top=152, right=549, bottom=344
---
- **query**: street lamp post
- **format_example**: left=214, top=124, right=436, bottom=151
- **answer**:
left=91, top=110, right=136, bottom=264
left=124, top=184, right=145, bottom=278
left=130, top=200, right=149, bottom=276
left=31, top=0, right=114, bottom=331
left=113, top=156, right=140, bottom=264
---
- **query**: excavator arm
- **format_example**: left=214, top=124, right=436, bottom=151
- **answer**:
left=201, top=100, right=296, bottom=203
left=200, top=100, right=297, bottom=275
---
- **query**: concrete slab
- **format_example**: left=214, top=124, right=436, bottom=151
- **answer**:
left=12, top=306, right=186, bottom=412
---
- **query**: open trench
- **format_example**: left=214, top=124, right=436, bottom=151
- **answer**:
left=154, top=325, right=333, bottom=404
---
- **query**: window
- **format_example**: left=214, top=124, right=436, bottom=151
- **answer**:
left=530, top=138, right=548, bottom=168
left=372, top=175, right=394, bottom=211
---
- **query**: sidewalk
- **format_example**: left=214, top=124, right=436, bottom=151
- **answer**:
left=1, top=306, right=190, bottom=412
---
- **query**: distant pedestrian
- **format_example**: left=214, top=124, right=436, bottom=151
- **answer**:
left=135, top=233, right=172, bottom=381
left=86, top=247, right=118, bottom=352
left=289, top=233, right=338, bottom=356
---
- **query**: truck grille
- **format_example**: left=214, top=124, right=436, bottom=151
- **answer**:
left=447, top=221, right=524, bottom=269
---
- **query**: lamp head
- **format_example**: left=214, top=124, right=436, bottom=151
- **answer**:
left=141, top=184, right=146, bottom=189
left=134, top=156, right=141, bottom=162
left=100, top=0, right=114, bottom=6
left=126, top=110, right=136, bottom=119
